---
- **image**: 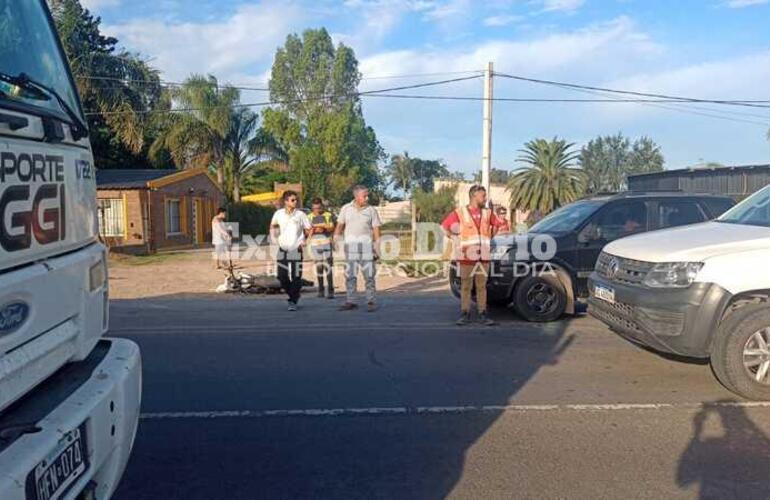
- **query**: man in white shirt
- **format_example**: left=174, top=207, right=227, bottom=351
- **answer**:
left=211, top=207, right=231, bottom=269
left=270, top=190, right=312, bottom=311
left=335, top=185, right=382, bottom=312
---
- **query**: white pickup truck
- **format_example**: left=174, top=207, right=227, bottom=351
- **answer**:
left=0, top=2, right=141, bottom=499
left=589, top=184, right=770, bottom=400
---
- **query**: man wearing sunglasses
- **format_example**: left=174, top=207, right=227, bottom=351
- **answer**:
left=270, top=191, right=312, bottom=311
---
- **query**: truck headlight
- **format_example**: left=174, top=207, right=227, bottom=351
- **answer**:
left=643, top=262, right=703, bottom=288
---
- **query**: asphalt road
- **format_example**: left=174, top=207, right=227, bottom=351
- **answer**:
left=110, top=289, right=770, bottom=499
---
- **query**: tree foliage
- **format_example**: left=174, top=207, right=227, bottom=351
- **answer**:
left=579, top=133, right=664, bottom=193
left=263, top=28, right=385, bottom=206
left=508, top=138, right=586, bottom=215
left=385, top=151, right=449, bottom=195
left=49, top=0, right=167, bottom=169
left=413, top=185, right=458, bottom=224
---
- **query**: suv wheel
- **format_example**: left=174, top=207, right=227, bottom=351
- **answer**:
left=513, top=275, right=566, bottom=322
left=711, top=303, right=770, bottom=400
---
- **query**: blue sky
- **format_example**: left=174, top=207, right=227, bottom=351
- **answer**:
left=83, top=0, right=770, bottom=176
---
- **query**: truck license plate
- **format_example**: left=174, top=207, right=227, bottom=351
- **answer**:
left=30, top=424, right=88, bottom=500
left=594, top=285, right=615, bottom=304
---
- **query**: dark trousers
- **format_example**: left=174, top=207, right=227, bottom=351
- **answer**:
left=277, top=255, right=303, bottom=304
left=314, top=256, right=334, bottom=296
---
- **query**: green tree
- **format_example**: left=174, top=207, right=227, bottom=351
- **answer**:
left=413, top=185, right=458, bottom=224
left=628, top=136, right=665, bottom=175
left=508, top=138, right=585, bottom=214
left=150, top=75, right=239, bottom=187
left=222, top=110, right=287, bottom=202
left=49, top=0, right=167, bottom=169
left=386, top=152, right=448, bottom=196
left=263, top=28, right=385, bottom=205
left=387, top=152, right=414, bottom=194
left=579, top=133, right=665, bottom=193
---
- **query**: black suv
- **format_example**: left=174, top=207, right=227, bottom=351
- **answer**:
left=449, top=192, right=735, bottom=322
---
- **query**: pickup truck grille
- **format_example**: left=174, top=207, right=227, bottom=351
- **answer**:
left=595, top=252, right=654, bottom=285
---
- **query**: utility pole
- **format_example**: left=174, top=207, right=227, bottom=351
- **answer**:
left=481, top=61, right=493, bottom=198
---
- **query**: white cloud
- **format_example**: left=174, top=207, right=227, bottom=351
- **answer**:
left=483, top=14, right=524, bottom=26
left=726, top=0, right=770, bottom=7
left=80, top=0, right=121, bottom=10
left=104, top=2, right=305, bottom=81
left=360, top=16, right=662, bottom=83
left=604, top=52, right=770, bottom=106
left=540, top=0, right=586, bottom=13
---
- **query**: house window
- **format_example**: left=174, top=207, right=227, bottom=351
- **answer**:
left=97, top=198, right=125, bottom=237
left=166, top=199, right=181, bottom=235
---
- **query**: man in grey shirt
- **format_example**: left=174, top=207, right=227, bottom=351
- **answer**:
left=335, top=185, right=382, bottom=312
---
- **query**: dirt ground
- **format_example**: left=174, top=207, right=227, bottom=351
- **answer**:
left=108, top=249, right=449, bottom=299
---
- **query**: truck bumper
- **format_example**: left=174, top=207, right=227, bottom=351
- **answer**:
left=0, top=338, right=141, bottom=500
left=588, top=273, right=731, bottom=358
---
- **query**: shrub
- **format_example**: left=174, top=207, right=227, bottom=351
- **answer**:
left=228, top=202, right=274, bottom=237
left=413, top=185, right=457, bottom=224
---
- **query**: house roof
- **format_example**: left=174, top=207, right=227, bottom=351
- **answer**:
left=96, top=169, right=178, bottom=189
left=96, top=167, right=221, bottom=191
left=628, top=164, right=770, bottom=179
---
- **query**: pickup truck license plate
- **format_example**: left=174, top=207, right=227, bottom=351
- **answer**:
left=594, top=284, right=616, bottom=304
left=30, top=424, right=88, bottom=500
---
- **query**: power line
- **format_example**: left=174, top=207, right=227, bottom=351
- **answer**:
left=76, top=70, right=484, bottom=92
left=543, top=83, right=770, bottom=127
left=84, top=74, right=483, bottom=116
left=493, top=71, right=770, bottom=109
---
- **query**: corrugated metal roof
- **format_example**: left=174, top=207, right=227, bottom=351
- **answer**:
left=628, top=164, right=770, bottom=179
left=96, top=169, right=178, bottom=189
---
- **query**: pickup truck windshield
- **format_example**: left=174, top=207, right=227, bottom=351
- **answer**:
left=718, top=184, right=770, bottom=227
left=530, top=200, right=604, bottom=233
left=0, top=0, right=82, bottom=120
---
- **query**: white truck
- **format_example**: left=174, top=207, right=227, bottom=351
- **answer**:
left=0, top=2, right=142, bottom=499
left=589, top=183, right=770, bottom=400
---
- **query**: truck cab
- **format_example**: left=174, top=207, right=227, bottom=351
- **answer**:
left=0, top=2, right=141, bottom=499
left=589, top=183, right=770, bottom=400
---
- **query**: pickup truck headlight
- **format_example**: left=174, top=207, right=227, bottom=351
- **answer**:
left=643, top=262, right=703, bottom=288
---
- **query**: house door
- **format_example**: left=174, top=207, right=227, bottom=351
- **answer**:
left=192, top=198, right=205, bottom=244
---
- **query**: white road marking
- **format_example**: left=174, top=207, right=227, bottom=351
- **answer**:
left=140, top=401, right=770, bottom=420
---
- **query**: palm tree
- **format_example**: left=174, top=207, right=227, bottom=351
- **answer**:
left=223, top=109, right=288, bottom=202
left=150, top=75, right=239, bottom=187
left=387, top=152, right=415, bottom=195
left=508, top=138, right=586, bottom=215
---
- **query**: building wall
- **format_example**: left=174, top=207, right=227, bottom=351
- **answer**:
left=628, top=166, right=770, bottom=200
left=149, top=174, right=225, bottom=251
left=97, top=189, right=148, bottom=254
left=434, top=180, right=529, bottom=225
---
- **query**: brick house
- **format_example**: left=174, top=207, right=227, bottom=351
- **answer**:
left=96, top=168, right=225, bottom=254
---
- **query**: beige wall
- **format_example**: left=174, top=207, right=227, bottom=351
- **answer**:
left=434, top=180, right=529, bottom=225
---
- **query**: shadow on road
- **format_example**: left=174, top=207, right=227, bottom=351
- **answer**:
left=112, top=278, right=574, bottom=499
left=677, top=400, right=770, bottom=498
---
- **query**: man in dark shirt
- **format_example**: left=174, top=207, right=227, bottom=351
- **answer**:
left=309, top=198, right=336, bottom=299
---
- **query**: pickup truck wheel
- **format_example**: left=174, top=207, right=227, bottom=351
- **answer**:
left=513, top=275, right=566, bottom=322
left=711, top=304, right=770, bottom=401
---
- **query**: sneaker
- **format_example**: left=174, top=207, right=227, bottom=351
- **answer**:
left=317, top=290, right=325, bottom=298
left=327, top=293, right=336, bottom=300
left=367, top=301, right=378, bottom=312
left=456, top=312, right=471, bottom=326
left=338, top=302, right=358, bottom=311
left=288, top=303, right=298, bottom=312
left=478, top=312, right=496, bottom=326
